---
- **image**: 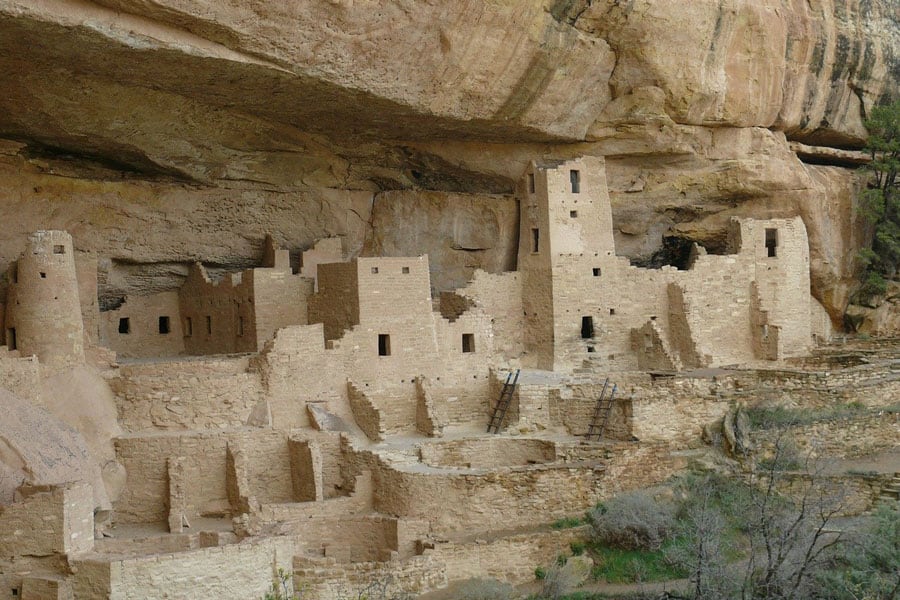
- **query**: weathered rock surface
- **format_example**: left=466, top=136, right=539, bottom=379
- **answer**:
left=0, top=387, right=109, bottom=509
left=0, top=0, right=898, bottom=322
left=363, top=191, right=519, bottom=293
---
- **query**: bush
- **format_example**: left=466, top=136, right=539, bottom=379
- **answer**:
left=538, top=562, right=580, bottom=600
left=588, top=492, right=676, bottom=551
left=452, top=578, right=519, bottom=600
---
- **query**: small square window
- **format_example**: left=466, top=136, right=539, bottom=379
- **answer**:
left=609, top=308, right=615, bottom=316
left=158, top=316, right=170, bottom=334
left=402, top=266, right=410, bottom=274
left=39, top=272, right=46, bottom=279
left=53, top=245, right=65, bottom=254
left=570, top=210, right=578, bottom=218
left=587, top=346, right=595, bottom=353
left=592, top=267, right=601, bottom=277
left=118, top=317, right=130, bottom=334
left=462, top=333, right=475, bottom=353
left=371, top=267, right=379, bottom=274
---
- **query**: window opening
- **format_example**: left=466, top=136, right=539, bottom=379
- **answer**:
left=158, top=316, right=170, bottom=334
left=592, top=267, right=601, bottom=277
left=765, top=228, right=778, bottom=257
left=609, top=308, right=616, bottom=316
left=53, top=245, right=65, bottom=254
left=528, top=173, right=535, bottom=193
left=587, top=345, right=595, bottom=353
left=531, top=228, right=540, bottom=253
left=570, top=210, right=578, bottom=218
left=6, top=328, right=16, bottom=351
left=462, top=333, right=475, bottom=353
left=205, top=316, right=212, bottom=335
left=570, top=169, right=581, bottom=193
left=39, top=272, right=46, bottom=279
left=184, top=317, right=192, bottom=337
left=118, top=318, right=130, bottom=334
left=371, top=267, right=379, bottom=274
left=581, top=316, right=594, bottom=339
left=238, top=316, right=244, bottom=337
left=402, top=266, right=410, bottom=274
left=378, top=334, right=391, bottom=356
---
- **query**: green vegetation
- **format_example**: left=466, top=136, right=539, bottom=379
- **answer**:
left=590, top=542, right=688, bottom=584
left=857, top=99, right=900, bottom=303
left=535, top=457, right=900, bottom=599
left=745, top=402, right=867, bottom=429
left=551, top=516, right=586, bottom=530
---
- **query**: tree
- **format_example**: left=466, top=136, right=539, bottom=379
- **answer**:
left=816, top=503, right=900, bottom=600
left=858, top=100, right=900, bottom=300
left=668, top=434, right=847, bottom=600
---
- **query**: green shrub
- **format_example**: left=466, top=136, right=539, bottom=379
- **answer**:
left=569, top=541, right=586, bottom=556
left=551, top=516, right=584, bottom=530
left=588, top=492, right=676, bottom=551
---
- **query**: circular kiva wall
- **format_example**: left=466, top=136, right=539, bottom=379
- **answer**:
left=417, top=438, right=557, bottom=469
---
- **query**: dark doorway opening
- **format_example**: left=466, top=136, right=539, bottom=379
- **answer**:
left=378, top=334, right=391, bottom=356
left=462, top=333, right=475, bottom=353
left=765, top=228, right=778, bottom=257
left=581, top=316, right=594, bottom=339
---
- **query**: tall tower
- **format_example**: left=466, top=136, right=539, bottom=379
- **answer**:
left=4, top=231, right=85, bottom=366
left=517, top=156, right=616, bottom=369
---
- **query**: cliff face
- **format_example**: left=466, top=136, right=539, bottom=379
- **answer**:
left=0, top=0, right=898, bottom=323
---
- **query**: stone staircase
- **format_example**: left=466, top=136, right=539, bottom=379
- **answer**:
left=876, top=472, right=900, bottom=507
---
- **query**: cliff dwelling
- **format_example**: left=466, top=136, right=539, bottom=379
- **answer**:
left=1, top=2, right=899, bottom=599
left=2, top=155, right=890, bottom=600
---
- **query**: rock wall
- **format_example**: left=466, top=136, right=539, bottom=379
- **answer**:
left=0, top=1, right=897, bottom=324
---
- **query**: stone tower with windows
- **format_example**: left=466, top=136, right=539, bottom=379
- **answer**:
left=517, top=156, right=615, bottom=370
left=4, top=230, right=85, bottom=366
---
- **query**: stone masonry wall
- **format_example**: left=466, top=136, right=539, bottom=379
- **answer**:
left=179, top=264, right=257, bottom=356
left=369, top=459, right=605, bottom=535
left=100, top=291, right=184, bottom=359
left=0, top=483, right=93, bottom=559
left=114, top=429, right=291, bottom=523
left=110, top=355, right=264, bottom=432
left=75, top=536, right=295, bottom=600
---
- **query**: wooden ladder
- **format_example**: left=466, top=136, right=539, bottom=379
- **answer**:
left=586, top=378, right=617, bottom=441
left=487, top=369, right=520, bottom=434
